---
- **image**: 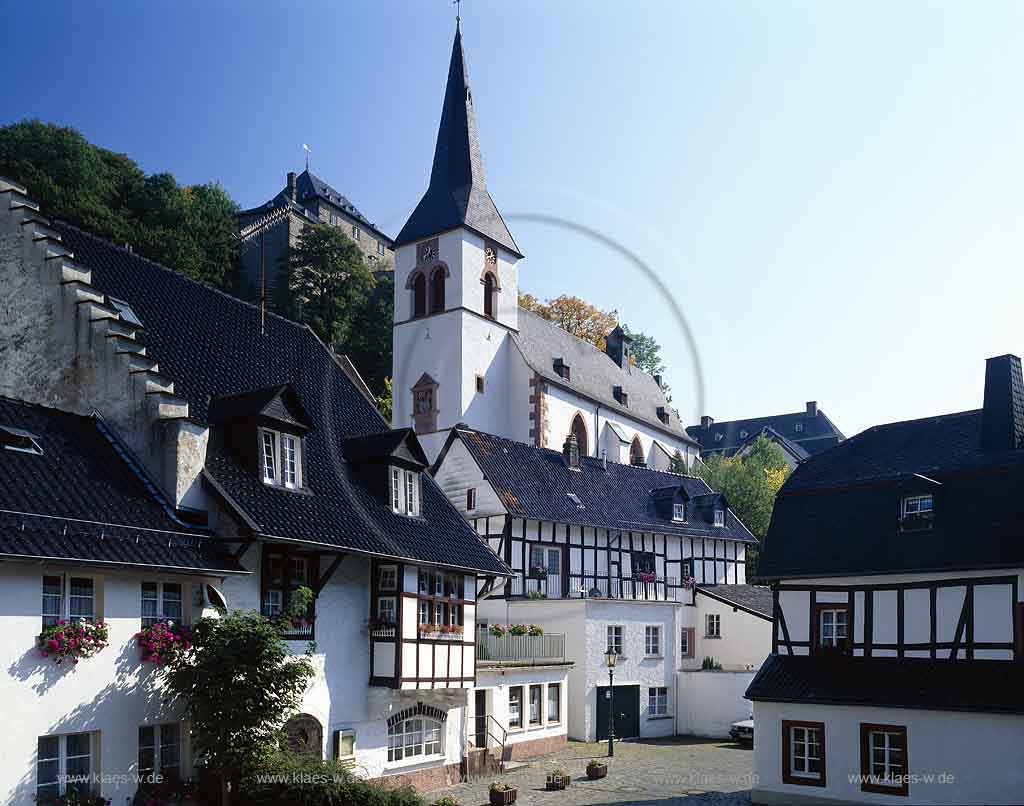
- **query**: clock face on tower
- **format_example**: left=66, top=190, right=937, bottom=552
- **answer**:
left=418, top=241, right=437, bottom=264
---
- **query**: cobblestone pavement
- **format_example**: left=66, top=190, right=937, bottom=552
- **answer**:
left=434, top=737, right=754, bottom=806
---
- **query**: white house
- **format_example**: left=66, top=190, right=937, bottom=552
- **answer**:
left=748, top=354, right=1024, bottom=805
left=433, top=426, right=773, bottom=743
left=390, top=21, right=698, bottom=470
left=0, top=172, right=566, bottom=804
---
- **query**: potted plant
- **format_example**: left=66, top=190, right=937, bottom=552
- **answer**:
left=38, top=619, right=109, bottom=667
left=527, top=624, right=544, bottom=636
left=586, top=759, right=608, bottom=779
left=528, top=565, right=548, bottom=579
left=135, top=620, right=192, bottom=666
left=432, top=797, right=461, bottom=806
left=635, top=570, right=656, bottom=583
left=545, top=768, right=571, bottom=790
left=488, top=781, right=517, bottom=805
left=489, top=624, right=507, bottom=637
left=508, top=624, right=529, bottom=636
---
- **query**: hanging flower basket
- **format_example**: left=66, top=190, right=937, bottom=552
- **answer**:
left=135, top=621, right=192, bottom=666
left=38, top=620, right=109, bottom=667
left=635, top=571, right=657, bottom=584
left=682, top=576, right=696, bottom=590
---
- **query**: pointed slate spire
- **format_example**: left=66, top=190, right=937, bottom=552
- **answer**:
left=396, top=24, right=522, bottom=257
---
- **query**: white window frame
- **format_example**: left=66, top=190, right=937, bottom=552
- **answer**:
left=377, top=241, right=385, bottom=256
left=607, top=624, right=624, bottom=655
left=378, top=565, right=398, bottom=592
left=902, top=494, right=933, bottom=517
left=528, top=684, right=542, bottom=725
left=672, top=502, right=686, bottom=522
left=352, top=225, right=361, bottom=241
left=390, top=467, right=421, bottom=516
left=377, top=596, right=397, bottom=624
left=138, top=722, right=181, bottom=779
left=648, top=687, right=669, bottom=717
left=794, top=422, right=804, bottom=433
left=386, top=717, right=442, bottom=763
left=260, top=428, right=302, bottom=489
left=262, top=589, right=283, bottom=619
left=466, top=487, right=477, bottom=511
left=546, top=683, right=561, bottom=723
left=866, top=728, right=906, bottom=786
left=37, top=732, right=94, bottom=799
left=644, top=625, right=662, bottom=657
left=334, top=729, right=357, bottom=760
left=680, top=628, right=690, bottom=657
left=790, top=725, right=823, bottom=780
left=42, top=575, right=99, bottom=627
left=819, top=607, right=849, bottom=648
left=509, top=686, right=523, bottom=729
left=141, top=581, right=184, bottom=628
left=714, top=509, right=725, bottom=527
left=706, top=613, right=721, bottom=638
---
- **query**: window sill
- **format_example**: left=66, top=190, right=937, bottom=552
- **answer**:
left=704, top=635, right=722, bottom=640
left=386, top=752, right=446, bottom=771
left=644, top=654, right=664, bottom=660
left=647, top=715, right=672, bottom=721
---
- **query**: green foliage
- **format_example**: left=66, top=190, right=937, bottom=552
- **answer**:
left=431, top=797, right=461, bottom=806
left=0, top=120, right=238, bottom=286
left=375, top=376, right=393, bottom=422
left=240, top=752, right=424, bottom=806
left=669, top=449, right=688, bottom=474
left=157, top=588, right=317, bottom=804
left=276, top=224, right=393, bottom=399
left=702, top=656, right=723, bottom=670
left=694, top=435, right=790, bottom=576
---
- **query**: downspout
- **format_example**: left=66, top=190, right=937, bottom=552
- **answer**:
left=593, top=405, right=601, bottom=458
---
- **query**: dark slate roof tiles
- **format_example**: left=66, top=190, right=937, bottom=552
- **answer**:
left=451, top=428, right=756, bottom=542
left=697, top=584, right=773, bottom=618
left=746, top=655, right=1024, bottom=714
left=686, top=409, right=844, bottom=458
left=51, top=222, right=510, bottom=576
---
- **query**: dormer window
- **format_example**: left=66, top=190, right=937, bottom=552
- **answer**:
left=903, top=494, right=933, bottom=517
left=714, top=433, right=724, bottom=442
left=553, top=358, right=571, bottom=382
left=391, top=467, right=421, bottom=517
left=672, top=503, right=686, bottom=522
left=0, top=425, right=43, bottom=455
left=259, top=428, right=303, bottom=489
left=794, top=422, right=804, bottom=433
left=739, top=430, right=749, bottom=439
left=714, top=509, right=725, bottom=527
left=613, top=386, right=628, bottom=407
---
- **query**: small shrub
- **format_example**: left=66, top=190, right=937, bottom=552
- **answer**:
left=701, top=655, right=722, bottom=670
left=432, top=797, right=461, bottom=806
left=489, top=782, right=514, bottom=793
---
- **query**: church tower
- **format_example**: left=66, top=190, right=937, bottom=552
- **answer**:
left=392, top=22, right=524, bottom=459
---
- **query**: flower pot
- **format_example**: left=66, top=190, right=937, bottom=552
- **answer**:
left=489, top=786, right=517, bottom=805
left=545, top=775, right=571, bottom=791
left=586, top=764, right=608, bottom=780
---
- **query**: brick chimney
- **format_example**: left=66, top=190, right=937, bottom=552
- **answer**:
left=605, top=326, right=633, bottom=370
left=286, top=172, right=297, bottom=202
left=563, top=433, right=580, bottom=470
left=806, top=401, right=818, bottom=417
left=980, top=354, right=1024, bottom=451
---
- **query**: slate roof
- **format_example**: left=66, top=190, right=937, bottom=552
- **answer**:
left=445, top=427, right=756, bottom=542
left=757, top=409, right=1024, bottom=579
left=0, top=397, right=244, bottom=574
left=514, top=309, right=695, bottom=445
left=395, top=24, right=521, bottom=257
left=51, top=222, right=510, bottom=576
left=746, top=655, right=1024, bottom=715
left=686, top=408, right=844, bottom=459
left=696, top=584, right=773, bottom=619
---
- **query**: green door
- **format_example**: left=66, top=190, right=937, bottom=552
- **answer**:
left=595, top=684, right=640, bottom=741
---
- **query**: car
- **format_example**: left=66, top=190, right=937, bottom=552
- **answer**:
left=729, top=717, right=754, bottom=746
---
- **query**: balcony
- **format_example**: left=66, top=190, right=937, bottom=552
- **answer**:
left=477, top=632, right=566, bottom=664
left=507, top=573, right=683, bottom=602
left=509, top=573, right=563, bottom=599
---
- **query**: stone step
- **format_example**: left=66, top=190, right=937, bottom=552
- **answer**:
left=144, top=374, right=175, bottom=395
left=127, top=356, right=160, bottom=375
left=59, top=261, right=91, bottom=286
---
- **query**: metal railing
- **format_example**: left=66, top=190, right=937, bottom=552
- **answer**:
left=476, top=632, right=565, bottom=663
left=567, top=574, right=682, bottom=602
left=508, top=573, right=563, bottom=599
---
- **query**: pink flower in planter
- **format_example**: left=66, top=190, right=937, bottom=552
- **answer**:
left=54, top=631, right=65, bottom=641
left=47, top=639, right=58, bottom=649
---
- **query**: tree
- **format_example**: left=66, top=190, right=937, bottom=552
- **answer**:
left=694, top=435, right=790, bottom=575
left=621, top=326, right=665, bottom=376
left=518, top=292, right=618, bottom=350
left=376, top=376, right=393, bottom=422
left=158, top=589, right=316, bottom=806
left=669, top=449, right=689, bottom=474
left=0, top=119, right=239, bottom=286
left=276, top=224, right=376, bottom=351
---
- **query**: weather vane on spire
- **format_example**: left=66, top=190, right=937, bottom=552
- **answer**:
left=453, top=0, right=461, bottom=24
left=302, top=143, right=311, bottom=171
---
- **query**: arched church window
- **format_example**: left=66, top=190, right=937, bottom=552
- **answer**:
left=570, top=413, right=588, bottom=458
left=630, top=436, right=645, bottom=466
left=412, top=273, right=426, bottom=319
left=483, top=272, right=496, bottom=318
left=430, top=268, right=445, bottom=314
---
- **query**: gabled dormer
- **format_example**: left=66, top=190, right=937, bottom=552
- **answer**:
left=690, top=492, right=730, bottom=528
left=342, top=428, right=431, bottom=518
left=208, top=384, right=312, bottom=491
left=897, top=475, right=941, bottom=532
left=651, top=484, right=691, bottom=523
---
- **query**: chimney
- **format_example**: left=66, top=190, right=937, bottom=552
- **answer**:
left=656, top=406, right=670, bottom=425
left=563, top=433, right=580, bottom=470
left=980, top=354, right=1024, bottom=451
left=700, top=415, right=714, bottom=429
left=286, top=171, right=297, bottom=202
left=653, top=374, right=662, bottom=388
left=601, top=449, right=608, bottom=471
left=806, top=401, right=818, bottom=417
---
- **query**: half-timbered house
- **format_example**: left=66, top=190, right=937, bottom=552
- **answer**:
left=748, top=354, right=1024, bottom=805
left=0, top=173, right=575, bottom=803
left=434, top=426, right=773, bottom=742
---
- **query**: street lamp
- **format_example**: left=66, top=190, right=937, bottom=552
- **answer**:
left=604, top=649, right=618, bottom=757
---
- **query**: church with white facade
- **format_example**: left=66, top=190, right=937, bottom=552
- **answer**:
left=389, top=24, right=697, bottom=472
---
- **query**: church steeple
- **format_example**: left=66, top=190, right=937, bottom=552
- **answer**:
left=395, top=23, right=522, bottom=258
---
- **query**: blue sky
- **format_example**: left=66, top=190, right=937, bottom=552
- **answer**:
left=5, top=1, right=1022, bottom=436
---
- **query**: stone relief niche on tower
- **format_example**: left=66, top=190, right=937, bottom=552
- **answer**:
left=411, top=373, right=440, bottom=434
left=481, top=241, right=501, bottom=319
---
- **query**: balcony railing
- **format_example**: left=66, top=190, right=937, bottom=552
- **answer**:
left=476, top=632, right=566, bottom=663
left=507, top=573, right=682, bottom=602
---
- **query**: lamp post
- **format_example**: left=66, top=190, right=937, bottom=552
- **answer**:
left=604, top=649, right=618, bottom=757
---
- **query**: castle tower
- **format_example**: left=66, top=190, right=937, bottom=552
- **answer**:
left=392, top=22, right=524, bottom=459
